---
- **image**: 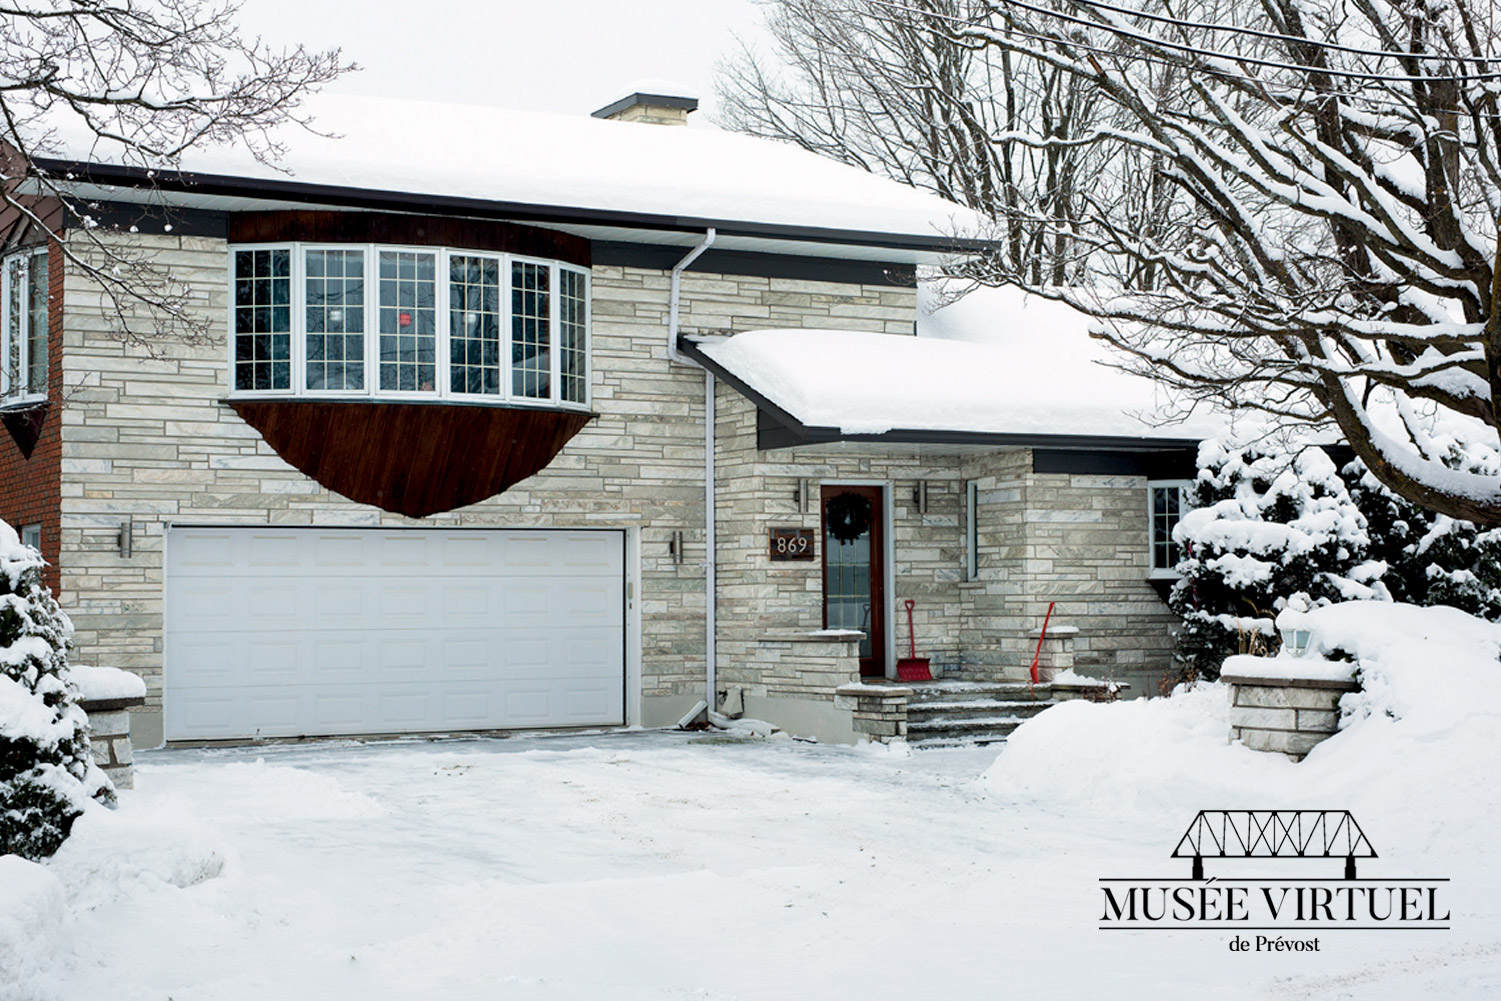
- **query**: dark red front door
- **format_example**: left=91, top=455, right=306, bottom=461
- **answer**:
left=821, top=485, right=886, bottom=678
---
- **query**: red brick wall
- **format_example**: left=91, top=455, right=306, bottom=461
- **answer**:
left=0, top=235, right=63, bottom=593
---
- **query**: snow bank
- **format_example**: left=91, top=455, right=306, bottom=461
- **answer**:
left=983, top=602, right=1501, bottom=862
left=47, top=802, right=227, bottom=910
left=0, top=854, right=67, bottom=982
left=68, top=664, right=147, bottom=702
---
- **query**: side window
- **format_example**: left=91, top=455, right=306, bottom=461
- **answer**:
left=2, top=249, right=49, bottom=400
left=233, top=248, right=292, bottom=391
left=965, top=480, right=979, bottom=581
left=1149, top=480, right=1190, bottom=576
left=20, top=523, right=40, bottom=552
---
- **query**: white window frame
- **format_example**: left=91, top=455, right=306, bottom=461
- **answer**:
left=1148, top=479, right=1192, bottom=578
left=300, top=243, right=372, bottom=399
left=1, top=246, right=49, bottom=405
left=964, top=479, right=979, bottom=581
left=20, top=523, right=40, bottom=552
left=225, top=242, right=591, bottom=411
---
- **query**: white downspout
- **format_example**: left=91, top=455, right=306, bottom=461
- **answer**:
left=668, top=228, right=715, bottom=362
left=704, top=367, right=717, bottom=709
left=667, top=229, right=718, bottom=711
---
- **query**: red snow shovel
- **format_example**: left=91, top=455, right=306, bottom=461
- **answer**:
left=896, top=599, right=932, bottom=681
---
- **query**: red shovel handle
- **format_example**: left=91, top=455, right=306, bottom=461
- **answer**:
left=904, top=599, right=917, bottom=659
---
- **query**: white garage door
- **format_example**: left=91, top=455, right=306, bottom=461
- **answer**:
left=165, top=527, right=626, bottom=741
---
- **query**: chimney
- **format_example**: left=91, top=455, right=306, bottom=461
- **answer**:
left=592, top=81, right=699, bottom=126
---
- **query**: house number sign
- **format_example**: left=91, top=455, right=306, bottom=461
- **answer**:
left=768, top=528, right=815, bottom=561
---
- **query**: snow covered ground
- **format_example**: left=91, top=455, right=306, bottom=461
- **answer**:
left=3, top=694, right=1497, bottom=1000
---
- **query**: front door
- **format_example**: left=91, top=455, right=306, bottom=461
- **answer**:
left=821, top=485, right=886, bottom=678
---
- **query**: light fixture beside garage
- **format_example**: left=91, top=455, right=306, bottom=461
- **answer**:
left=117, top=519, right=132, bottom=559
left=669, top=530, right=685, bottom=565
left=913, top=480, right=929, bottom=515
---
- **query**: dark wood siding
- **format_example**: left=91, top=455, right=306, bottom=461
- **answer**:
left=228, top=399, right=594, bottom=518
left=228, top=211, right=591, bottom=267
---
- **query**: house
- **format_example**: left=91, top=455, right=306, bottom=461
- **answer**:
left=0, top=88, right=1212, bottom=747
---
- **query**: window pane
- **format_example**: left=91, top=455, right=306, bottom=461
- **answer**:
left=26, top=253, right=47, bottom=394
left=449, top=255, right=502, bottom=395
left=6, top=257, right=21, bottom=395
left=511, top=261, right=550, bottom=399
left=378, top=251, right=436, bottom=392
left=305, top=249, right=365, bottom=391
left=234, top=249, right=292, bottom=391
left=559, top=269, right=587, bottom=403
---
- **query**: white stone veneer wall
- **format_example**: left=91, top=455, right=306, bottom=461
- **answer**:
left=57, top=231, right=916, bottom=745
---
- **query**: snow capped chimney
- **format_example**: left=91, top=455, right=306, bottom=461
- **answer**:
left=591, top=79, right=699, bottom=126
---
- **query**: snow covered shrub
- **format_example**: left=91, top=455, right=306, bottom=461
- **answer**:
left=1344, top=451, right=1501, bottom=621
left=0, top=520, right=112, bottom=860
left=1169, top=442, right=1387, bottom=681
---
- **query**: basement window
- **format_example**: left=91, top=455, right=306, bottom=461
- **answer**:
left=1, top=247, right=49, bottom=403
left=229, top=243, right=590, bottom=409
left=1148, top=480, right=1191, bottom=577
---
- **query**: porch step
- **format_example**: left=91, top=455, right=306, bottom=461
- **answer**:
left=906, top=698, right=1053, bottom=722
left=905, top=681, right=1050, bottom=704
left=902, top=684, right=1060, bottom=745
left=906, top=715, right=1029, bottom=744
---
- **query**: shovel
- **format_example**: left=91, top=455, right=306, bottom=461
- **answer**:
left=896, top=598, right=932, bottom=681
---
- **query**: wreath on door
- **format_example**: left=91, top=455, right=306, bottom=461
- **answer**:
left=825, top=491, right=872, bottom=544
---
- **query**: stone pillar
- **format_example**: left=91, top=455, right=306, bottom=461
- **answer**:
left=80, top=694, right=146, bottom=790
left=1221, top=669, right=1358, bottom=762
left=834, top=682, right=911, bottom=743
left=1026, top=623, right=1077, bottom=682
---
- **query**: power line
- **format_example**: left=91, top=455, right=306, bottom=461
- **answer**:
left=987, top=0, right=1501, bottom=83
left=862, top=0, right=1501, bottom=116
left=1068, top=0, right=1501, bottom=66
left=865, top=0, right=1501, bottom=83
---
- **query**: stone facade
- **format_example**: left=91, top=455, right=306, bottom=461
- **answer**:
left=38, top=225, right=1190, bottom=748
left=712, top=394, right=1179, bottom=724
left=53, top=231, right=922, bottom=745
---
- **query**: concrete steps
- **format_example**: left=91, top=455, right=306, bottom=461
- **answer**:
left=904, top=681, right=1058, bottom=745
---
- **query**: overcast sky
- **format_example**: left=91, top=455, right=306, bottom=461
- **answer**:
left=234, top=0, right=769, bottom=120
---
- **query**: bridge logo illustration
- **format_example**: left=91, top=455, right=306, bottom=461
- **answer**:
left=1098, top=810, right=1449, bottom=939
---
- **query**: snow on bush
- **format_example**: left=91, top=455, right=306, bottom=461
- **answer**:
left=985, top=601, right=1501, bottom=860
left=1345, top=448, right=1501, bottom=621
left=0, top=519, right=113, bottom=860
left=1169, top=441, right=1387, bottom=680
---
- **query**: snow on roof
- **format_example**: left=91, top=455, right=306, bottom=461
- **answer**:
left=693, top=283, right=1233, bottom=440
left=45, top=94, right=983, bottom=243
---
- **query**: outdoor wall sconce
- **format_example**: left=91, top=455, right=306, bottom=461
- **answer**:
left=913, top=480, right=929, bottom=515
left=669, top=529, right=685, bottom=565
left=794, top=478, right=811, bottom=513
left=117, top=519, right=133, bottom=559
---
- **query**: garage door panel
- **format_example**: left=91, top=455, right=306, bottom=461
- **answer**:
left=166, top=527, right=626, bottom=740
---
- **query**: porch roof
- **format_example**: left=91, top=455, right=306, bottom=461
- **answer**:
left=683, top=284, right=1241, bottom=452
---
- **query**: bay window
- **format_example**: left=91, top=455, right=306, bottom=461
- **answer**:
left=2, top=247, right=50, bottom=402
left=230, top=242, right=590, bottom=408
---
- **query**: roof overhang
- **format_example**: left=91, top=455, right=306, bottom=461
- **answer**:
left=678, top=335, right=1204, bottom=454
left=31, top=158, right=990, bottom=265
